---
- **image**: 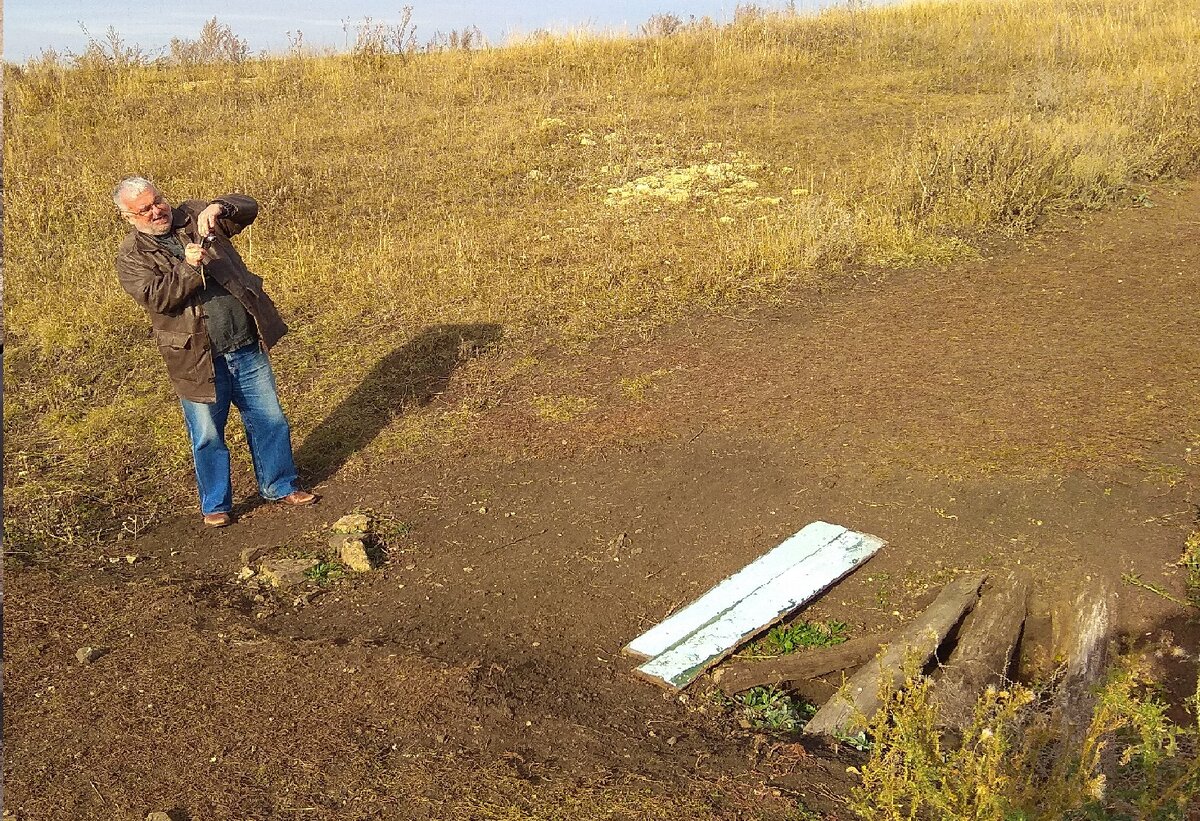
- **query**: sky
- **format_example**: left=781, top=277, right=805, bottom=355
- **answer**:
left=3, top=1, right=839, bottom=63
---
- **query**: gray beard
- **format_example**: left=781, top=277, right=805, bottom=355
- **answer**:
left=136, top=222, right=173, bottom=236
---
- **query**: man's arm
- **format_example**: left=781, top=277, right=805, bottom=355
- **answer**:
left=116, top=247, right=204, bottom=315
left=197, top=194, right=259, bottom=239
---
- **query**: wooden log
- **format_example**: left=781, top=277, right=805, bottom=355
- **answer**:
left=1052, top=581, right=1113, bottom=741
left=717, top=632, right=891, bottom=696
left=929, top=569, right=1031, bottom=729
left=803, top=573, right=986, bottom=737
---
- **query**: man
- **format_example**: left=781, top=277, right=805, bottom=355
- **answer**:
left=114, top=177, right=316, bottom=527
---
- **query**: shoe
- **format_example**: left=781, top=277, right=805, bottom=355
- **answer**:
left=278, top=490, right=317, bottom=506
left=203, top=512, right=232, bottom=528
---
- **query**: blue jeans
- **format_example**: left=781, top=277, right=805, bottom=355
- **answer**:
left=180, top=342, right=301, bottom=515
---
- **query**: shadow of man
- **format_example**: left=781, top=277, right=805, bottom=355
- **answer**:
left=293, top=322, right=502, bottom=488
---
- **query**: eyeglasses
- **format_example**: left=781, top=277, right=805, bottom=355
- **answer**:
left=124, top=194, right=167, bottom=218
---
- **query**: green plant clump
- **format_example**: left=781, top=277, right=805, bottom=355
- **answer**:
left=305, top=560, right=345, bottom=585
left=736, top=685, right=818, bottom=733
left=755, top=619, right=849, bottom=655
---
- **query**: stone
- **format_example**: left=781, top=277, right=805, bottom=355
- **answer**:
left=240, top=546, right=267, bottom=566
left=146, top=813, right=172, bottom=821
left=340, top=538, right=373, bottom=572
left=293, top=590, right=321, bottom=608
left=260, top=558, right=319, bottom=588
left=236, top=566, right=256, bottom=581
left=76, top=646, right=108, bottom=665
left=331, top=513, right=371, bottom=535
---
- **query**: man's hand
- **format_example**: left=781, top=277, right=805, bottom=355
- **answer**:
left=196, top=203, right=224, bottom=237
left=184, top=243, right=208, bottom=267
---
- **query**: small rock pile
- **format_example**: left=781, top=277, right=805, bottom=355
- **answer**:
left=232, top=513, right=380, bottom=591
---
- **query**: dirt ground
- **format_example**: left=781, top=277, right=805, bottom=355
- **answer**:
left=6, top=180, right=1200, bottom=820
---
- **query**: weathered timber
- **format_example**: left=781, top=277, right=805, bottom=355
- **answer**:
left=625, top=521, right=847, bottom=659
left=1052, top=581, right=1113, bottom=741
left=717, top=632, right=891, bottom=696
left=929, top=569, right=1030, bottom=729
left=802, top=573, right=986, bottom=737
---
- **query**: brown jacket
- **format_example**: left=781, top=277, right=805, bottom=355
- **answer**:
left=116, top=194, right=288, bottom=402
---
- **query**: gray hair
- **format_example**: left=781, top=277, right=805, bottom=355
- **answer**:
left=112, top=176, right=157, bottom=211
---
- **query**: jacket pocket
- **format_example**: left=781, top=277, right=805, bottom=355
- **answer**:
left=152, top=329, right=209, bottom=391
left=152, top=329, right=194, bottom=350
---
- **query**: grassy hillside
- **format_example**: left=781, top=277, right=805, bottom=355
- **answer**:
left=5, top=0, right=1199, bottom=549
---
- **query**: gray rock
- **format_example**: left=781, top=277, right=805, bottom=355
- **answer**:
left=76, top=646, right=108, bottom=665
left=260, top=558, right=319, bottom=588
left=340, top=539, right=373, bottom=572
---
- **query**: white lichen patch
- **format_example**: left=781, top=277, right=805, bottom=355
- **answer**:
left=604, top=160, right=771, bottom=208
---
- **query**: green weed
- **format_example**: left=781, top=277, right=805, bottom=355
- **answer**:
left=304, top=560, right=345, bottom=585
left=753, top=620, right=849, bottom=656
left=736, top=685, right=818, bottom=733
left=1136, top=458, right=1188, bottom=488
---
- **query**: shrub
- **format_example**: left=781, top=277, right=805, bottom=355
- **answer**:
left=169, top=18, right=250, bottom=66
left=849, top=656, right=1200, bottom=820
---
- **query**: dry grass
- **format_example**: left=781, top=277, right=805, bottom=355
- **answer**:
left=5, top=0, right=1200, bottom=550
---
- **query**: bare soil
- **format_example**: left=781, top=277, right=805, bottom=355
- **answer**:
left=7, top=181, right=1200, bottom=820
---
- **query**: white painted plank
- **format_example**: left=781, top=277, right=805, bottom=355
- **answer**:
left=625, top=521, right=847, bottom=659
left=636, top=530, right=884, bottom=689
left=637, top=531, right=883, bottom=688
